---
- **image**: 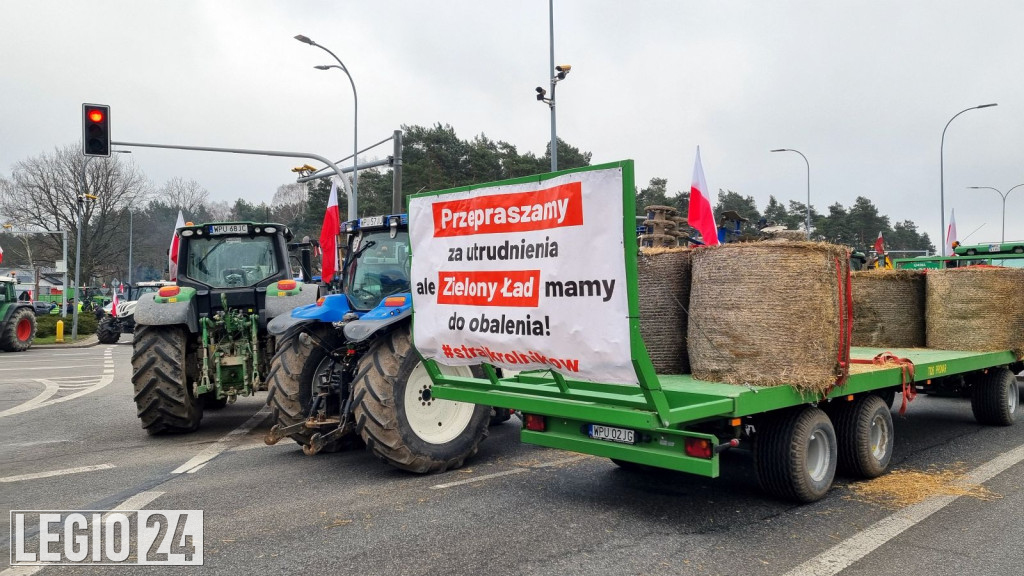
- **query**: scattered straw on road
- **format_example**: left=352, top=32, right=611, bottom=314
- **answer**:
left=844, top=465, right=1001, bottom=509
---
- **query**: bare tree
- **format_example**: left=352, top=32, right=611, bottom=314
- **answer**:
left=0, top=144, right=151, bottom=285
left=205, top=200, right=233, bottom=222
left=160, top=177, right=209, bottom=214
left=271, top=183, right=307, bottom=226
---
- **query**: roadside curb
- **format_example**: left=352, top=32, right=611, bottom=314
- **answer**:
left=33, top=335, right=102, bottom=349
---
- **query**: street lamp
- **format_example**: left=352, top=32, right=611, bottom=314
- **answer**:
left=534, top=0, right=571, bottom=172
left=771, top=148, right=811, bottom=238
left=295, top=34, right=358, bottom=205
left=940, top=103, right=997, bottom=256
left=967, top=184, right=1024, bottom=243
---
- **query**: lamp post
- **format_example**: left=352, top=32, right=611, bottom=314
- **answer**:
left=295, top=35, right=358, bottom=203
left=771, top=148, right=811, bottom=238
left=940, top=103, right=997, bottom=256
left=534, top=0, right=571, bottom=172
left=967, top=184, right=1024, bottom=243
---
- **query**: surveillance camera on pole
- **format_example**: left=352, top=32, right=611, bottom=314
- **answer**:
left=535, top=87, right=548, bottom=102
left=555, top=64, right=571, bottom=80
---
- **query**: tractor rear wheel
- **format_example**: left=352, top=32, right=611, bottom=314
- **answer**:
left=0, top=307, right=35, bottom=352
left=265, top=325, right=353, bottom=452
left=131, top=325, right=202, bottom=434
left=96, top=317, right=121, bottom=344
left=353, top=324, right=490, bottom=473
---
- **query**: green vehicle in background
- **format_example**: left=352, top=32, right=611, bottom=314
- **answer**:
left=954, top=241, right=1024, bottom=256
left=0, top=275, right=35, bottom=352
left=893, top=252, right=1024, bottom=270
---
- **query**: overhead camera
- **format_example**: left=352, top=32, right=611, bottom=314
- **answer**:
left=555, top=64, right=572, bottom=79
left=535, top=86, right=547, bottom=101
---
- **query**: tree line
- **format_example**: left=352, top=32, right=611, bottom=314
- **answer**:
left=0, top=123, right=932, bottom=289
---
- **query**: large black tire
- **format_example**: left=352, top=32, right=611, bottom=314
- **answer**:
left=131, top=325, right=202, bottom=434
left=201, top=393, right=228, bottom=410
left=832, top=394, right=894, bottom=478
left=265, top=325, right=353, bottom=452
left=753, top=406, right=837, bottom=503
left=0, top=307, right=35, bottom=352
left=352, top=324, right=490, bottom=473
left=971, top=367, right=1018, bottom=426
left=96, top=317, right=122, bottom=344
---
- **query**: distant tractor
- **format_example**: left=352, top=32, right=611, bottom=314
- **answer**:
left=130, top=222, right=317, bottom=434
left=0, top=275, right=36, bottom=352
left=96, top=281, right=176, bottom=344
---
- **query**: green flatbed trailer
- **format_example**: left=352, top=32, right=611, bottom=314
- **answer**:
left=409, top=160, right=1021, bottom=503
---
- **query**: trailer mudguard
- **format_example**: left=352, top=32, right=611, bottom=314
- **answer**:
left=267, top=292, right=353, bottom=335
left=343, top=293, right=412, bottom=343
left=264, top=280, right=319, bottom=321
left=133, top=291, right=199, bottom=333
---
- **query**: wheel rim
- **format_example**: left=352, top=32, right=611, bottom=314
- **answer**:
left=807, top=430, right=831, bottom=482
left=404, top=362, right=475, bottom=444
left=16, top=317, right=31, bottom=341
left=870, top=414, right=889, bottom=461
left=1009, top=381, right=1019, bottom=414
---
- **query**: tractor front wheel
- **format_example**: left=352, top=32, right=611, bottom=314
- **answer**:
left=131, top=325, right=202, bottom=434
left=0, top=308, right=35, bottom=352
left=96, top=317, right=122, bottom=344
left=353, top=324, right=490, bottom=473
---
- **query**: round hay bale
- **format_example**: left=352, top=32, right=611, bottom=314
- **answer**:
left=688, top=241, right=851, bottom=393
left=925, top=267, right=1024, bottom=357
left=851, top=269, right=925, bottom=347
left=763, top=229, right=808, bottom=242
left=638, top=247, right=691, bottom=374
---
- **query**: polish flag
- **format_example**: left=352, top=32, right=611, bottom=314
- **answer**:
left=688, top=146, right=719, bottom=246
left=0, top=243, right=4, bottom=265
left=874, top=231, right=885, bottom=256
left=168, top=210, right=185, bottom=281
left=111, top=289, right=119, bottom=318
left=319, top=178, right=341, bottom=282
left=946, top=209, right=958, bottom=254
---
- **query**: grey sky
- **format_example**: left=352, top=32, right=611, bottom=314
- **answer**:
left=3, top=1, right=1023, bottom=248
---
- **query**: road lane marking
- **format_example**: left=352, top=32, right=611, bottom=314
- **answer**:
left=172, top=407, right=272, bottom=474
left=0, top=365, right=104, bottom=371
left=431, top=468, right=530, bottom=489
left=0, top=380, right=59, bottom=416
left=0, top=463, right=115, bottom=483
left=784, top=442, right=1024, bottom=576
left=0, top=350, right=115, bottom=419
left=533, top=455, right=590, bottom=467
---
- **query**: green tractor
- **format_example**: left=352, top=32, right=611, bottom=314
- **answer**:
left=0, top=275, right=36, bottom=352
left=130, top=222, right=318, bottom=434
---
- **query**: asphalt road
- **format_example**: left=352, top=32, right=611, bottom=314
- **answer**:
left=1, top=342, right=1022, bottom=575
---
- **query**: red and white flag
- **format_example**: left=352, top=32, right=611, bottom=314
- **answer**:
left=319, top=178, right=341, bottom=282
left=111, top=289, right=119, bottom=318
left=168, top=210, right=185, bottom=281
left=0, top=243, right=4, bottom=265
left=687, top=146, right=720, bottom=246
left=946, top=209, right=958, bottom=254
left=874, top=231, right=885, bottom=255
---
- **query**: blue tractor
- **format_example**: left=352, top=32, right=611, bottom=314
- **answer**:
left=264, top=214, right=501, bottom=472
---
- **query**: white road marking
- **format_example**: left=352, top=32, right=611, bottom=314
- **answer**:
left=431, top=468, right=530, bottom=489
left=0, top=350, right=115, bottom=419
left=0, top=365, right=104, bottom=371
left=0, top=380, right=59, bottom=415
left=172, top=407, right=272, bottom=474
left=533, top=455, right=590, bottom=467
left=0, top=463, right=115, bottom=483
left=784, top=442, right=1024, bottom=576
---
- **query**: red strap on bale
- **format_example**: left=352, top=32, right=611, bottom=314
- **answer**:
left=830, top=254, right=854, bottom=394
left=850, top=352, right=917, bottom=414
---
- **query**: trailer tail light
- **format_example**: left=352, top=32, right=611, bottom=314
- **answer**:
left=523, top=414, right=546, bottom=432
left=158, top=286, right=180, bottom=298
left=278, top=279, right=297, bottom=291
left=684, top=438, right=713, bottom=459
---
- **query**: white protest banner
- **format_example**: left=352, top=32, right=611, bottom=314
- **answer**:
left=409, top=163, right=637, bottom=385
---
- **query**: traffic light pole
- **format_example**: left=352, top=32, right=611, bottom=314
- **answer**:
left=72, top=156, right=91, bottom=341
left=111, top=141, right=356, bottom=220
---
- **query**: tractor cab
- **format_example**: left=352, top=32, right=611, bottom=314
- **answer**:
left=340, top=214, right=411, bottom=312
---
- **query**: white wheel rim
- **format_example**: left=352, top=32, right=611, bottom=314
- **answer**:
left=870, top=414, right=889, bottom=461
left=1009, top=381, right=1018, bottom=414
left=807, top=430, right=830, bottom=482
left=404, top=362, right=475, bottom=444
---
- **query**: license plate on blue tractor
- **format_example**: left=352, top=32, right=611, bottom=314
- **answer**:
left=587, top=424, right=636, bottom=444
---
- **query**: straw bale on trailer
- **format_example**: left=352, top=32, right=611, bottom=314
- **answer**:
left=851, top=269, right=925, bottom=347
left=637, top=247, right=692, bottom=374
left=925, top=267, right=1024, bottom=357
left=688, top=241, right=851, bottom=393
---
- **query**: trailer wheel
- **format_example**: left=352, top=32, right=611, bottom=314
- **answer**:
left=753, top=406, right=837, bottom=503
left=96, top=317, right=122, bottom=344
left=970, top=367, right=1018, bottom=426
left=131, top=325, right=202, bottom=434
left=265, top=325, right=352, bottom=452
left=832, top=395, right=893, bottom=478
left=353, top=324, right=490, bottom=473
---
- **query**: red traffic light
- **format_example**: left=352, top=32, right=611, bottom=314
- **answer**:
left=87, top=109, right=104, bottom=123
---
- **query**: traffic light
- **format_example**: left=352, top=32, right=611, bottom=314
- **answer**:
left=82, top=103, right=111, bottom=157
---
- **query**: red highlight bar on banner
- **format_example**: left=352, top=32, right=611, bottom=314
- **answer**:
left=437, top=270, right=541, bottom=307
left=432, top=182, right=584, bottom=237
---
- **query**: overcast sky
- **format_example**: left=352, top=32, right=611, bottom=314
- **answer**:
left=3, top=1, right=1023, bottom=249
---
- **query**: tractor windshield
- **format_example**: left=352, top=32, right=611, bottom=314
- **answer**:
left=185, top=235, right=280, bottom=288
left=344, top=230, right=411, bottom=311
